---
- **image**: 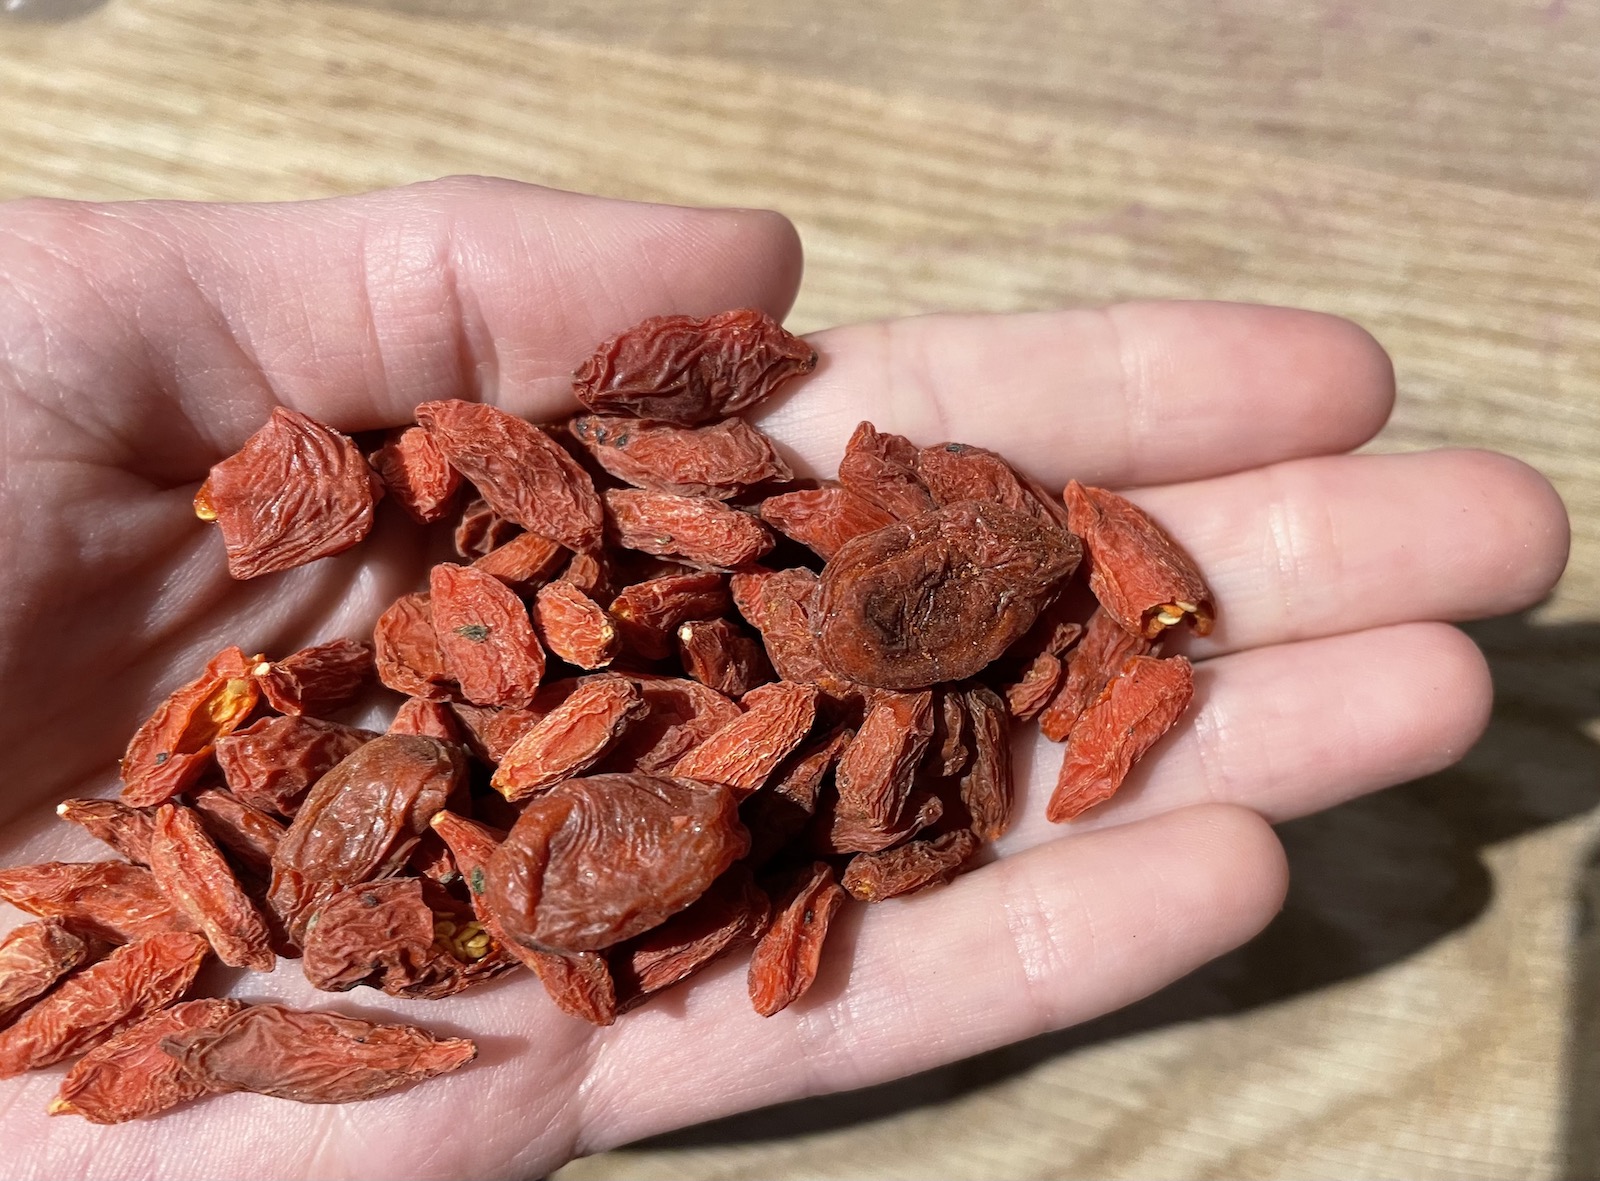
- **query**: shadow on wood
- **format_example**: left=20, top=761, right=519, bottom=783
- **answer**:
left=618, top=611, right=1600, bottom=1154
left=0, top=0, right=107, bottom=20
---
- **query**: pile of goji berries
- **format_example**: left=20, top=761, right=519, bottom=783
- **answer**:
left=0, top=308, right=1212, bottom=1124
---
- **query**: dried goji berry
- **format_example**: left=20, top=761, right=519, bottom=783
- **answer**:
left=1037, top=607, right=1154, bottom=742
left=148, top=804, right=276, bottom=972
left=957, top=684, right=1014, bottom=842
left=0, top=921, right=87, bottom=1029
left=730, top=569, right=817, bottom=680
left=605, top=489, right=775, bottom=569
left=1048, top=654, right=1195, bottom=822
left=429, top=810, right=617, bottom=1026
left=841, top=829, right=979, bottom=902
left=492, top=676, right=647, bottom=801
left=534, top=580, right=620, bottom=669
left=727, top=565, right=769, bottom=622
left=252, top=638, right=373, bottom=717
left=430, top=563, right=546, bottom=708
left=675, top=617, right=774, bottom=698
left=525, top=949, right=619, bottom=1026
left=558, top=549, right=617, bottom=601
left=50, top=997, right=244, bottom=1124
left=389, top=697, right=464, bottom=743
left=599, top=674, right=741, bottom=773
left=373, top=591, right=457, bottom=701
left=408, top=831, right=460, bottom=886
left=471, top=530, right=568, bottom=593
left=425, top=812, right=503, bottom=905
left=297, top=876, right=435, bottom=992
left=194, top=407, right=382, bottom=580
left=914, top=440, right=1072, bottom=531
left=746, top=862, right=847, bottom=1017
left=730, top=567, right=859, bottom=704
left=120, top=646, right=261, bottom=808
left=830, top=690, right=934, bottom=843
left=569, top=414, right=793, bottom=498
left=215, top=715, right=378, bottom=817
left=609, top=571, right=731, bottom=661
left=301, top=878, right=514, bottom=999
left=186, top=787, right=286, bottom=878
left=269, top=734, right=466, bottom=942
left=0, top=862, right=196, bottom=945
left=925, top=687, right=969, bottom=779
left=815, top=500, right=1080, bottom=689
left=1063, top=481, right=1214, bottom=639
left=993, top=613, right=1083, bottom=722
left=416, top=399, right=604, bottom=551
left=55, top=798, right=155, bottom=866
left=732, top=563, right=825, bottom=675
left=836, top=420, right=934, bottom=520
left=485, top=773, right=748, bottom=954
left=817, top=791, right=944, bottom=857
left=449, top=701, right=549, bottom=766
left=613, top=866, right=768, bottom=1009
left=758, top=484, right=898, bottom=561
left=1002, top=653, right=1064, bottom=720
left=671, top=680, right=818, bottom=797
left=454, top=496, right=521, bottom=559
left=159, top=1003, right=476, bottom=1103
left=0, top=931, right=210, bottom=1078
left=573, top=308, right=815, bottom=425
left=368, top=426, right=462, bottom=524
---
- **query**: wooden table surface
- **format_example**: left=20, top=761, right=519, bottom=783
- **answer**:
left=4, top=2, right=1599, bottom=1177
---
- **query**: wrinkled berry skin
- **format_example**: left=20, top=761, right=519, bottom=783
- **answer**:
left=484, top=773, right=749, bottom=954
left=816, top=500, right=1081, bottom=689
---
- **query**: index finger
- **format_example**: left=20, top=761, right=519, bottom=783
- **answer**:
left=762, top=302, right=1395, bottom=488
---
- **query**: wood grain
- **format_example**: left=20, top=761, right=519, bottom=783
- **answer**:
left=2, top=1, right=1598, bottom=1176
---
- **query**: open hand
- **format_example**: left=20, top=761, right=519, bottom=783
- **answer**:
left=0, top=178, right=1569, bottom=1179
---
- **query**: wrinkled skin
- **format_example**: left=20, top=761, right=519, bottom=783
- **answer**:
left=0, top=179, right=1567, bottom=1179
left=486, top=772, right=749, bottom=953
left=815, top=500, right=1081, bottom=689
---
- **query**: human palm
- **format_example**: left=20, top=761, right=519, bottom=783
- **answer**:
left=0, top=179, right=1569, bottom=1180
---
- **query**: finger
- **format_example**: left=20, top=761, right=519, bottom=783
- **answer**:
left=574, top=804, right=1287, bottom=1156
left=1140, top=449, right=1570, bottom=657
left=760, top=301, right=1395, bottom=488
left=1001, top=622, right=1492, bottom=850
left=0, top=178, right=803, bottom=480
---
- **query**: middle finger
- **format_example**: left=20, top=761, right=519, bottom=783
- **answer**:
left=1140, top=448, right=1567, bottom=658
left=997, top=620, right=1492, bottom=851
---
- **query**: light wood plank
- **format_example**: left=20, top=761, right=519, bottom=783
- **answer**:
left=1, top=1, right=1596, bottom=1176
